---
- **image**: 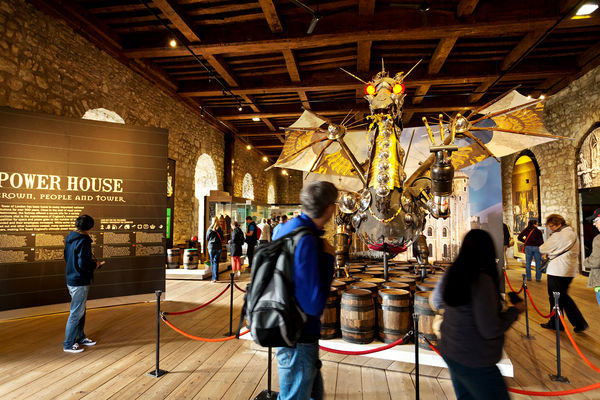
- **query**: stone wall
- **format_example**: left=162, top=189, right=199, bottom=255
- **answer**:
left=0, top=0, right=277, bottom=246
left=502, top=65, right=600, bottom=249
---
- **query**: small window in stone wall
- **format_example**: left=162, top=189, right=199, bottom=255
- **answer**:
left=82, top=108, right=125, bottom=124
left=427, top=227, right=432, bottom=236
left=442, top=227, right=447, bottom=237
left=267, top=184, right=275, bottom=204
left=242, top=173, right=254, bottom=200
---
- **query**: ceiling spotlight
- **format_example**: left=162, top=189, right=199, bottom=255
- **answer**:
left=238, top=105, right=243, bottom=111
left=539, top=95, right=545, bottom=99
left=169, top=39, right=177, bottom=47
left=527, top=95, right=532, bottom=99
left=307, top=13, right=322, bottom=34
left=252, top=117, right=261, bottom=122
left=246, top=144, right=252, bottom=150
left=262, top=156, right=268, bottom=162
left=576, top=2, right=599, bottom=16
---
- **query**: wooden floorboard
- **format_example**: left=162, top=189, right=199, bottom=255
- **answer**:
left=1, top=263, right=600, bottom=399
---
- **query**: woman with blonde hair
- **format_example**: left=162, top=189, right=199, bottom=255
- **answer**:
left=206, top=216, right=223, bottom=283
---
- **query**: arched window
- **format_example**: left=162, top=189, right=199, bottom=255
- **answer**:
left=242, top=173, right=254, bottom=200
left=443, top=244, right=448, bottom=258
left=427, top=227, right=432, bottom=236
left=512, top=152, right=541, bottom=234
left=267, top=184, right=275, bottom=204
left=82, top=108, right=125, bottom=124
left=442, top=227, right=448, bottom=237
left=195, top=154, right=218, bottom=244
left=428, top=244, right=433, bottom=255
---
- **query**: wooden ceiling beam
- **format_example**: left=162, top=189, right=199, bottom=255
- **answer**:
left=201, top=53, right=239, bottom=87
left=578, top=40, right=600, bottom=67
left=358, top=0, right=376, bottom=17
left=357, top=40, right=372, bottom=73
left=258, top=0, right=283, bottom=33
left=152, top=0, right=201, bottom=43
left=500, top=29, right=547, bottom=72
left=468, top=77, right=497, bottom=103
left=412, top=84, right=431, bottom=104
left=282, top=49, right=301, bottom=82
left=241, top=94, right=284, bottom=143
left=255, top=144, right=285, bottom=149
left=428, top=35, right=459, bottom=75
left=298, top=90, right=311, bottom=109
left=123, top=17, right=565, bottom=59
left=457, top=0, right=479, bottom=17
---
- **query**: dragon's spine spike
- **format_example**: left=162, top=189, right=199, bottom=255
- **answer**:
left=451, top=113, right=460, bottom=143
left=422, top=117, right=435, bottom=145
left=438, top=114, right=445, bottom=143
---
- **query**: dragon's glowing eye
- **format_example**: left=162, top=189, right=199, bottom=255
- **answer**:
left=392, top=83, right=405, bottom=94
left=365, top=84, right=376, bottom=95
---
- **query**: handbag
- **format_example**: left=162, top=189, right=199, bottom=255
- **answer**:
left=539, top=257, right=549, bottom=273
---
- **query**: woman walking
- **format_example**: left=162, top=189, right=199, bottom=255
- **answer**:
left=518, top=219, right=544, bottom=282
left=206, top=216, right=223, bottom=283
left=433, top=229, right=524, bottom=399
left=539, top=214, right=589, bottom=332
left=229, top=221, right=245, bottom=277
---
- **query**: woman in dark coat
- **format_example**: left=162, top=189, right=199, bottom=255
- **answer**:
left=229, top=221, right=245, bottom=277
left=518, top=219, right=544, bottom=282
left=206, top=216, right=223, bottom=283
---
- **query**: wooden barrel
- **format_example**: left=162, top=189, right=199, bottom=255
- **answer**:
left=365, top=266, right=384, bottom=272
left=383, top=282, right=410, bottom=291
left=416, top=282, right=437, bottom=292
left=337, top=277, right=356, bottom=287
left=346, top=263, right=365, bottom=271
left=390, top=277, right=416, bottom=293
left=401, top=273, right=422, bottom=282
left=391, top=266, right=411, bottom=272
left=347, top=268, right=362, bottom=274
left=320, top=287, right=340, bottom=339
left=331, top=279, right=347, bottom=294
left=377, top=289, right=411, bottom=343
left=340, top=289, right=375, bottom=344
left=423, top=277, right=440, bottom=284
left=351, top=273, right=372, bottom=279
left=361, top=277, right=386, bottom=288
left=414, top=291, right=438, bottom=350
left=183, top=248, right=199, bottom=269
left=166, top=248, right=180, bottom=269
left=365, top=271, right=384, bottom=279
left=350, top=281, right=378, bottom=296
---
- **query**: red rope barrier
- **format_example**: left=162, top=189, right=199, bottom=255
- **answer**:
left=164, top=284, right=231, bottom=315
left=525, top=288, right=556, bottom=319
left=503, top=270, right=524, bottom=294
left=234, top=283, right=247, bottom=293
left=558, top=312, right=600, bottom=373
left=425, top=340, right=600, bottom=396
left=162, top=316, right=249, bottom=341
left=319, top=337, right=404, bottom=355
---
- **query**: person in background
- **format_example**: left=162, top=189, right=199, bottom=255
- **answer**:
left=206, top=216, right=224, bottom=283
left=224, top=214, right=232, bottom=235
left=502, top=223, right=513, bottom=267
left=229, top=221, right=245, bottom=277
left=245, top=215, right=258, bottom=267
left=257, top=218, right=271, bottom=245
left=432, top=229, right=524, bottom=399
left=273, top=181, right=337, bottom=400
left=63, top=214, right=100, bottom=353
left=518, top=219, right=544, bottom=282
left=584, top=209, right=600, bottom=307
left=272, top=214, right=289, bottom=238
left=539, top=214, right=588, bottom=332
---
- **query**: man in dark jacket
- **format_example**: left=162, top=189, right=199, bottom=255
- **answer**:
left=63, top=214, right=99, bottom=353
left=245, top=216, right=258, bottom=267
left=272, top=181, right=337, bottom=400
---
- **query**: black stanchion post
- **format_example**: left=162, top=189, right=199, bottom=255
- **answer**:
left=413, top=312, right=419, bottom=400
left=147, top=290, right=168, bottom=378
left=255, top=346, right=278, bottom=400
left=224, top=273, right=234, bottom=336
left=549, top=291, right=569, bottom=383
left=522, top=274, right=532, bottom=339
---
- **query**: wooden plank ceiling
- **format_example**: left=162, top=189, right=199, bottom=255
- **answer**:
left=30, top=0, right=600, bottom=158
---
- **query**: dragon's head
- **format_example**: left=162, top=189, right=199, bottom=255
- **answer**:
left=364, top=70, right=407, bottom=117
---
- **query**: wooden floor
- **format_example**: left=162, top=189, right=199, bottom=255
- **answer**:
left=1, top=261, right=599, bottom=400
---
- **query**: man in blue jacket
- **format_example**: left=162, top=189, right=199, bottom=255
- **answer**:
left=63, top=215, right=100, bottom=353
left=272, top=181, right=337, bottom=400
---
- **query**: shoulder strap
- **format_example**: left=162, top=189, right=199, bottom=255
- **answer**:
left=549, top=238, right=577, bottom=260
left=523, top=228, right=535, bottom=246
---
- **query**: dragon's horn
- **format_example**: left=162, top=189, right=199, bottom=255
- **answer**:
left=340, top=68, right=367, bottom=84
left=404, top=59, right=422, bottom=80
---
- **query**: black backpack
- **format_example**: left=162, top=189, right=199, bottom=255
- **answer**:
left=237, top=226, right=315, bottom=347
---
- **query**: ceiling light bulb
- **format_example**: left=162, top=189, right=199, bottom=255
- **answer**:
left=527, top=95, right=532, bottom=99
left=262, top=156, right=268, bottom=162
left=246, top=144, right=252, bottom=150
left=169, top=39, right=177, bottom=47
left=282, top=169, right=288, bottom=175
left=238, top=105, right=243, bottom=111
left=252, top=117, right=260, bottom=122
left=576, top=2, right=599, bottom=15
left=539, top=95, right=545, bottom=99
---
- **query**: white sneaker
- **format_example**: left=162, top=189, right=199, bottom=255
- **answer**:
left=64, top=343, right=84, bottom=353
left=236, top=271, right=240, bottom=277
left=79, top=338, right=96, bottom=346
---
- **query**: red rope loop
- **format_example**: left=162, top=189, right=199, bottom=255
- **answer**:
left=425, top=337, right=600, bottom=396
left=234, top=283, right=247, bottom=293
left=558, top=311, right=600, bottom=373
left=164, top=284, right=231, bottom=315
left=503, top=270, right=524, bottom=294
left=162, top=316, right=249, bottom=341
left=524, top=288, right=556, bottom=319
left=319, top=336, right=405, bottom=355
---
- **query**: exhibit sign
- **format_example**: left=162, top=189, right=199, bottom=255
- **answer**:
left=0, top=108, right=168, bottom=311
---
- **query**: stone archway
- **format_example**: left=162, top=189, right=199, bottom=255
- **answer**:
left=512, top=152, right=541, bottom=234
left=195, top=154, right=218, bottom=245
left=242, top=173, right=254, bottom=200
left=82, top=108, right=125, bottom=124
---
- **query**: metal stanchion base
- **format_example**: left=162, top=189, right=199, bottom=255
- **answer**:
left=223, top=331, right=234, bottom=336
left=147, top=369, right=168, bottom=378
left=254, top=389, right=278, bottom=399
left=521, top=334, right=535, bottom=340
left=549, top=374, right=569, bottom=383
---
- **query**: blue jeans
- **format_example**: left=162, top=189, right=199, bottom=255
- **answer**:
left=63, top=285, right=89, bottom=349
left=276, top=343, right=323, bottom=400
left=443, top=356, right=509, bottom=400
left=596, top=289, right=600, bottom=307
left=524, top=245, right=542, bottom=281
left=209, top=249, right=221, bottom=281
